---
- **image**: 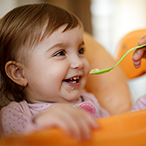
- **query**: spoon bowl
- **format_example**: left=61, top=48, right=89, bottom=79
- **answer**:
left=90, top=43, right=146, bottom=75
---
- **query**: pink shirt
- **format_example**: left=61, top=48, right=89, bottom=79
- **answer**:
left=0, top=91, right=109, bottom=137
left=131, top=94, right=146, bottom=112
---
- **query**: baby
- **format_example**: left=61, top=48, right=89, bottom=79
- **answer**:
left=0, top=3, right=109, bottom=139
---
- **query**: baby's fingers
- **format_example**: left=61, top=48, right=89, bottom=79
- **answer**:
left=65, top=108, right=98, bottom=140
left=35, top=110, right=80, bottom=138
left=45, top=110, right=92, bottom=140
left=79, top=110, right=99, bottom=139
left=34, top=104, right=98, bottom=140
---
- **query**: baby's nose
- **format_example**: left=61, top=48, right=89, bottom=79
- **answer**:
left=70, top=56, right=84, bottom=69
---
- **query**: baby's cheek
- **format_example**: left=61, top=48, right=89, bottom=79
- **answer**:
left=81, top=78, right=88, bottom=89
left=85, top=60, right=91, bottom=75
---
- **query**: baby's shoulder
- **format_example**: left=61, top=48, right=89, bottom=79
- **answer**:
left=131, top=94, right=146, bottom=111
left=0, top=100, right=28, bottom=114
left=3, top=100, right=27, bottom=108
left=136, top=94, right=146, bottom=104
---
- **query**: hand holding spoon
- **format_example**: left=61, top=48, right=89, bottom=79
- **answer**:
left=90, top=43, right=146, bottom=75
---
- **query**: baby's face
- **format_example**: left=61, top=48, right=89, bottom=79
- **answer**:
left=23, top=25, right=90, bottom=103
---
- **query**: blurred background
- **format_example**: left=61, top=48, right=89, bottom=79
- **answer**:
left=0, top=0, right=146, bottom=102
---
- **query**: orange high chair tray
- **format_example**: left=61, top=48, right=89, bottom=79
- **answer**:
left=116, top=29, right=146, bottom=79
left=1, top=109, right=146, bottom=146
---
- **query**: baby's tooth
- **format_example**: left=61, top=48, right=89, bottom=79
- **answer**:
left=73, top=77, right=77, bottom=80
left=72, top=81, right=76, bottom=83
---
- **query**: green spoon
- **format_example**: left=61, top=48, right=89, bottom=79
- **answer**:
left=90, top=43, right=146, bottom=75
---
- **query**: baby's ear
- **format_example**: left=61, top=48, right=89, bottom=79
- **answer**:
left=5, top=61, right=27, bottom=87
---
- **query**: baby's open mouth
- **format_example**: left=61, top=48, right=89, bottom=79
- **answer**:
left=63, top=76, right=80, bottom=83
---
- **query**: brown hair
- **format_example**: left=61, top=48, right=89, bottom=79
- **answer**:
left=0, top=3, right=83, bottom=108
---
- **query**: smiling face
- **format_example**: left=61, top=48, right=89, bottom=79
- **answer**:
left=22, top=25, right=90, bottom=103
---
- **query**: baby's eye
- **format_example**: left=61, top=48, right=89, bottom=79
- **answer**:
left=78, top=48, right=85, bottom=55
left=54, top=50, right=66, bottom=56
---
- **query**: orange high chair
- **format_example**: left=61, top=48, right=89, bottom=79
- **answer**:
left=116, top=29, right=146, bottom=79
left=1, top=110, right=146, bottom=146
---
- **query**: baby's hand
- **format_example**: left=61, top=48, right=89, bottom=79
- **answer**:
left=34, top=104, right=98, bottom=140
left=132, top=35, right=146, bottom=68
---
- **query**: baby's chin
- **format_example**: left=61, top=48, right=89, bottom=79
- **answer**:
left=60, top=87, right=82, bottom=102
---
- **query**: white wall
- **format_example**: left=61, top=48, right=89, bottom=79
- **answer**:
left=0, top=0, right=16, bottom=17
left=113, top=0, right=146, bottom=56
left=91, top=0, right=146, bottom=56
left=0, top=0, right=41, bottom=18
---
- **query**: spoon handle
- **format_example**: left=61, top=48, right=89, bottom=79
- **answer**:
left=90, top=43, right=146, bottom=74
left=113, top=43, right=146, bottom=68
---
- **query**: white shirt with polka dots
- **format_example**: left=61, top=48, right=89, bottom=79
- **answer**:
left=0, top=90, right=109, bottom=137
left=131, top=94, right=146, bottom=112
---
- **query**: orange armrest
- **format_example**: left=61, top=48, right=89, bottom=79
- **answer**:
left=1, top=110, right=146, bottom=146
